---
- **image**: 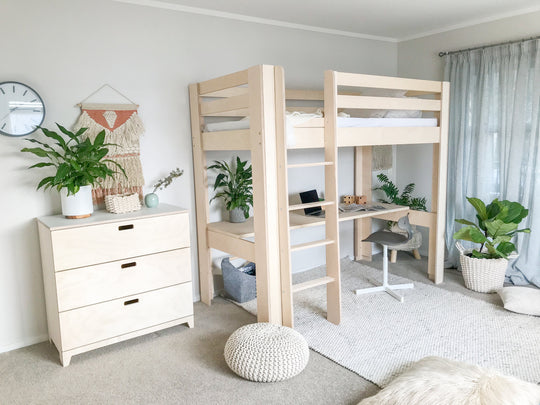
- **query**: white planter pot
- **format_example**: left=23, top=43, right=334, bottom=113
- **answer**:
left=459, top=254, right=508, bottom=293
left=60, top=185, right=94, bottom=218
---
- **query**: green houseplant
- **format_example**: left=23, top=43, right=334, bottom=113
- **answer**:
left=453, top=197, right=530, bottom=292
left=21, top=124, right=125, bottom=218
left=209, top=157, right=253, bottom=223
left=144, top=167, right=184, bottom=208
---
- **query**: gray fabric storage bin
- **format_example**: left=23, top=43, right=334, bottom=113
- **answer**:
left=221, top=258, right=256, bottom=303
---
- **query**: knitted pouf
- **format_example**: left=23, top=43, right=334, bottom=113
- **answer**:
left=224, top=323, right=309, bottom=382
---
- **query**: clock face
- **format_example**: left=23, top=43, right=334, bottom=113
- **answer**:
left=0, top=81, right=45, bottom=137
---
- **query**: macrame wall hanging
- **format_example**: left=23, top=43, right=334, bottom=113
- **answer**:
left=372, top=145, right=393, bottom=171
left=74, top=85, right=145, bottom=204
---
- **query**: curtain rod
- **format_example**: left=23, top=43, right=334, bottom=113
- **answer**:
left=438, top=35, right=540, bottom=57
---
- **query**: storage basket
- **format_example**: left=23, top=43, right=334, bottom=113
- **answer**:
left=221, top=258, right=256, bottom=303
left=104, top=193, right=141, bottom=214
left=456, top=242, right=508, bottom=293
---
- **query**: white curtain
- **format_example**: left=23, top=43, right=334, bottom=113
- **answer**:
left=444, top=39, right=540, bottom=286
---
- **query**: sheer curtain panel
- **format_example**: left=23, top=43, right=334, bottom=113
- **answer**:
left=444, top=39, right=540, bottom=286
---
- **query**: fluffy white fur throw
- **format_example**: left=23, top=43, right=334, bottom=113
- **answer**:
left=359, top=356, right=540, bottom=405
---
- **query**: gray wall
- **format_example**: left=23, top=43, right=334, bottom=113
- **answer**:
left=0, top=0, right=397, bottom=352
left=396, top=11, right=540, bottom=254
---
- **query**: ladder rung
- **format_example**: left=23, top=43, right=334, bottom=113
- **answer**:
left=292, top=276, right=335, bottom=293
left=291, top=239, right=334, bottom=252
left=288, top=201, right=334, bottom=211
left=287, top=161, right=334, bottom=169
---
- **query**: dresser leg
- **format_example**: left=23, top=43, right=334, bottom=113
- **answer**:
left=60, top=353, right=72, bottom=367
left=187, top=316, right=194, bottom=328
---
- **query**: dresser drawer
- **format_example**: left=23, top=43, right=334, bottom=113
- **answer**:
left=56, top=248, right=191, bottom=312
left=51, top=213, right=189, bottom=270
left=59, top=283, right=193, bottom=351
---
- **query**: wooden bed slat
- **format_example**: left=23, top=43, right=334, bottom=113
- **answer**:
left=285, top=89, right=324, bottom=100
left=200, top=94, right=249, bottom=116
left=207, top=230, right=256, bottom=263
left=336, top=72, right=442, bottom=93
left=199, top=69, right=248, bottom=95
left=337, top=95, right=441, bottom=111
left=202, top=130, right=251, bottom=151
left=202, top=87, right=248, bottom=98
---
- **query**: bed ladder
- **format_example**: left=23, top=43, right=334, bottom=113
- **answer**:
left=275, top=68, right=341, bottom=328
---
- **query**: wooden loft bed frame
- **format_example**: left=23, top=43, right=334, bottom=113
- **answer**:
left=189, top=65, right=449, bottom=328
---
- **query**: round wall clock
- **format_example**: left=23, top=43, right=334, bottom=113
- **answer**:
left=0, top=81, right=45, bottom=137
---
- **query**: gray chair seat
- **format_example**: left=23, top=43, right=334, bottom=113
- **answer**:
left=363, top=231, right=408, bottom=246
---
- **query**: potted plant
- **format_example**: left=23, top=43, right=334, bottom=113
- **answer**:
left=453, top=197, right=530, bottom=293
left=21, top=124, right=125, bottom=218
left=144, top=167, right=184, bottom=208
left=209, top=157, right=253, bottom=223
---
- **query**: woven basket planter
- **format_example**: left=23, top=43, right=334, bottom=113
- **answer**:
left=105, top=193, right=141, bottom=214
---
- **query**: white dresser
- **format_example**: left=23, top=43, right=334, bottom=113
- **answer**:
left=37, top=204, right=193, bottom=366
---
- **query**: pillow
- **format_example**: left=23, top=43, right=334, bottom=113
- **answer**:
left=498, top=286, right=540, bottom=316
left=384, top=109, right=422, bottom=118
left=359, top=89, right=407, bottom=118
left=359, top=356, right=540, bottom=405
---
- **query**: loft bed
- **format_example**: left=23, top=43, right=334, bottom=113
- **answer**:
left=189, top=65, right=449, bottom=328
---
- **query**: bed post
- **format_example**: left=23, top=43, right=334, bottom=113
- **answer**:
left=429, top=81, right=450, bottom=283
left=354, top=146, right=373, bottom=261
left=189, top=83, right=214, bottom=304
left=249, top=65, right=283, bottom=325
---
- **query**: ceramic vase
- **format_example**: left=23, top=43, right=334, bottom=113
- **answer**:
left=145, top=193, right=159, bottom=208
left=60, top=185, right=93, bottom=219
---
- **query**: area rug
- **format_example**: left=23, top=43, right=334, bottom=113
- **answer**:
left=239, top=259, right=540, bottom=387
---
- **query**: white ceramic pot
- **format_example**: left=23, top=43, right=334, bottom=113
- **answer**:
left=60, top=185, right=94, bottom=218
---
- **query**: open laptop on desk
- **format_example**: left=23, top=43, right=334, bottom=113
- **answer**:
left=299, top=189, right=325, bottom=217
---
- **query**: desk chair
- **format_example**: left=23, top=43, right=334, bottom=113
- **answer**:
left=355, top=215, right=414, bottom=302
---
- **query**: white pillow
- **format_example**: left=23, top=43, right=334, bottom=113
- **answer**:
left=359, top=89, right=407, bottom=118
left=498, top=286, right=540, bottom=316
left=359, top=356, right=540, bottom=405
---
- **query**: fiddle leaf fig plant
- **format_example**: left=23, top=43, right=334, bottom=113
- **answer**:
left=453, top=197, right=530, bottom=259
left=21, top=124, right=126, bottom=196
left=209, top=157, right=253, bottom=219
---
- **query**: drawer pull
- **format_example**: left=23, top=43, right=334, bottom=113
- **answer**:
left=124, top=298, right=139, bottom=306
left=121, top=262, right=137, bottom=269
left=118, top=224, right=134, bottom=231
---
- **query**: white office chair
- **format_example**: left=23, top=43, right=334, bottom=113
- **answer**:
left=355, top=215, right=414, bottom=302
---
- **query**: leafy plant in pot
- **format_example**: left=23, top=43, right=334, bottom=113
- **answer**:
left=453, top=197, right=530, bottom=293
left=21, top=124, right=125, bottom=218
left=209, top=157, right=253, bottom=223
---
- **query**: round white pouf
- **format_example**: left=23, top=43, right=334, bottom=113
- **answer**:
left=224, top=323, right=309, bottom=382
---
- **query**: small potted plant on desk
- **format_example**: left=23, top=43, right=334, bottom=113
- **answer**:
left=209, top=157, right=253, bottom=223
left=453, top=197, right=530, bottom=293
left=21, top=124, right=125, bottom=218
left=373, top=173, right=427, bottom=262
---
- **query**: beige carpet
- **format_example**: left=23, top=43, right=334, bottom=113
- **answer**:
left=239, top=258, right=540, bottom=387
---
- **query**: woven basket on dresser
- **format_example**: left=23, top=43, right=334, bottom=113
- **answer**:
left=456, top=242, right=508, bottom=293
left=104, top=193, right=141, bottom=214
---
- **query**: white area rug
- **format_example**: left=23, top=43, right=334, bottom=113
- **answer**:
left=239, top=259, right=540, bottom=387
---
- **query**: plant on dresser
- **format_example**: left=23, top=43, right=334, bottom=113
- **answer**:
left=21, top=124, right=125, bottom=218
left=37, top=204, right=194, bottom=366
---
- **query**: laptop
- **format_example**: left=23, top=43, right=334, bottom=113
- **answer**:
left=299, top=189, right=325, bottom=217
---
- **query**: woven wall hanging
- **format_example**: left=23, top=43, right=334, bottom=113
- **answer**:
left=73, top=85, right=145, bottom=203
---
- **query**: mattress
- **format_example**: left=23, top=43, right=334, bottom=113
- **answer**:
left=204, top=116, right=438, bottom=146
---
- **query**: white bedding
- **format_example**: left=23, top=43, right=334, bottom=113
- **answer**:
left=204, top=116, right=438, bottom=146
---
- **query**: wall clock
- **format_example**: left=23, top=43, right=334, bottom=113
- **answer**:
left=0, top=81, right=45, bottom=137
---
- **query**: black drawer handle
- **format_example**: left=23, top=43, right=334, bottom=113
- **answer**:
left=118, top=224, right=134, bottom=231
left=121, top=262, right=137, bottom=269
left=124, top=298, right=139, bottom=306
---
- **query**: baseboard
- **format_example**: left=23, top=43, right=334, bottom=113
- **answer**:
left=0, top=333, right=49, bottom=354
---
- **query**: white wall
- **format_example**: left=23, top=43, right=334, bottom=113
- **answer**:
left=396, top=11, right=540, bottom=254
left=0, top=0, right=397, bottom=352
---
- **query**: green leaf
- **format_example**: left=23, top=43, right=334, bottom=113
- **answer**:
left=37, top=176, right=55, bottom=190
left=455, top=218, right=477, bottom=226
left=453, top=226, right=487, bottom=244
left=29, top=162, right=55, bottom=169
left=484, top=219, right=518, bottom=237
left=466, top=197, right=487, bottom=220
left=94, top=130, right=106, bottom=146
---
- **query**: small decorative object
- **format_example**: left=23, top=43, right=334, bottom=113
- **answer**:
left=343, top=195, right=356, bottom=205
left=73, top=85, right=145, bottom=203
left=355, top=195, right=367, bottom=205
left=0, top=81, right=45, bottom=137
left=145, top=167, right=184, bottom=208
left=224, top=323, right=309, bottom=382
left=104, top=193, right=141, bottom=214
left=21, top=124, right=125, bottom=218
left=453, top=197, right=530, bottom=293
left=209, top=157, right=253, bottom=223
